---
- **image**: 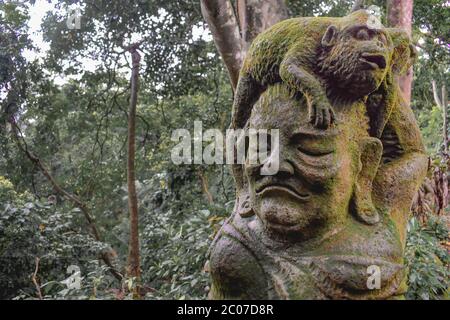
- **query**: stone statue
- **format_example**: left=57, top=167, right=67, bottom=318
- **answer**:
left=207, top=10, right=428, bottom=299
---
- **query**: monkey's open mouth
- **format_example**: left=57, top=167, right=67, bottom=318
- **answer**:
left=360, top=53, right=387, bottom=70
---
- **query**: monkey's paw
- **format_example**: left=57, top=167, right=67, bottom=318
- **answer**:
left=357, top=203, right=380, bottom=225
left=310, top=101, right=335, bottom=129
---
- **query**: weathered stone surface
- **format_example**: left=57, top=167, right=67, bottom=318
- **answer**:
left=208, top=10, right=427, bottom=300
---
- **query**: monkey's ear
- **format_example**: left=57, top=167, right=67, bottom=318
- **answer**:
left=322, top=25, right=338, bottom=48
left=387, top=28, right=416, bottom=75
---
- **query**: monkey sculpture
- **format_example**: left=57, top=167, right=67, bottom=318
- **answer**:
left=232, top=10, right=415, bottom=130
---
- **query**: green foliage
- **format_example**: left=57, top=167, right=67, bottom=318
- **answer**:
left=0, top=175, right=17, bottom=201
left=417, top=105, right=446, bottom=154
left=35, top=262, right=118, bottom=300
left=142, top=204, right=217, bottom=299
left=405, top=216, right=450, bottom=300
left=0, top=177, right=112, bottom=299
left=0, top=1, right=38, bottom=127
left=104, top=164, right=234, bottom=299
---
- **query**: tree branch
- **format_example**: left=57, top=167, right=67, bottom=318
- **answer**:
left=198, top=169, right=214, bottom=204
left=200, top=0, right=243, bottom=90
left=432, top=80, right=442, bottom=107
left=31, top=257, right=43, bottom=300
left=9, top=120, right=123, bottom=282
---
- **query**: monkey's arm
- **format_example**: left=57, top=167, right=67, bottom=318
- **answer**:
left=280, top=56, right=335, bottom=128
left=372, top=94, right=428, bottom=244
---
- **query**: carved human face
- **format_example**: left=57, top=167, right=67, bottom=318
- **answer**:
left=319, top=23, right=393, bottom=99
left=244, top=86, right=359, bottom=241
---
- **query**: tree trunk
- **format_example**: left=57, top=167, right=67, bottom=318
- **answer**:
left=127, top=46, right=141, bottom=298
left=200, top=0, right=243, bottom=90
left=237, top=0, right=288, bottom=55
left=387, top=0, right=414, bottom=104
left=201, top=0, right=288, bottom=91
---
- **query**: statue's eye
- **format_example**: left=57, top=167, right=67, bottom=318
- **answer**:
left=356, top=28, right=370, bottom=40
left=292, top=133, right=335, bottom=157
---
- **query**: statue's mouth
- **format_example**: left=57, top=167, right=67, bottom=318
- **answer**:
left=360, top=53, right=387, bottom=70
left=256, top=183, right=310, bottom=202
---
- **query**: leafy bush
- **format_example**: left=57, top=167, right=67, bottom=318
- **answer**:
left=405, top=216, right=450, bottom=300
left=0, top=176, right=113, bottom=299
left=136, top=170, right=232, bottom=299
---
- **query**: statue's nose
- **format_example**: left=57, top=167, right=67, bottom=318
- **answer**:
left=278, top=159, right=294, bottom=175
left=260, top=144, right=294, bottom=176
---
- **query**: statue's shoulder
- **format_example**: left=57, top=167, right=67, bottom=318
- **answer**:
left=208, top=216, right=268, bottom=299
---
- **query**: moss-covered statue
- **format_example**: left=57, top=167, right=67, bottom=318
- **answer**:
left=207, top=10, right=428, bottom=299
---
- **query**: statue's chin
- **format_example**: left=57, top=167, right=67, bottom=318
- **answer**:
left=255, top=195, right=322, bottom=239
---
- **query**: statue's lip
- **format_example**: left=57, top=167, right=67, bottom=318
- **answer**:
left=360, top=53, right=387, bottom=70
left=256, top=184, right=310, bottom=201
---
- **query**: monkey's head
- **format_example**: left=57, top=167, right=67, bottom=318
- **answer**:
left=317, top=22, right=396, bottom=99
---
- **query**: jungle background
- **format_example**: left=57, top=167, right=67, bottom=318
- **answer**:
left=0, top=0, right=448, bottom=300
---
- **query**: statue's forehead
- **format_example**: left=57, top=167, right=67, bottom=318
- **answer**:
left=249, top=93, right=340, bottom=141
left=249, top=93, right=307, bottom=131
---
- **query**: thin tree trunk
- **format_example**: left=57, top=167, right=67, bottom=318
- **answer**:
left=442, top=85, right=448, bottom=155
left=387, top=0, right=414, bottom=104
left=199, top=170, right=214, bottom=204
left=432, top=81, right=448, bottom=155
left=126, top=45, right=141, bottom=298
